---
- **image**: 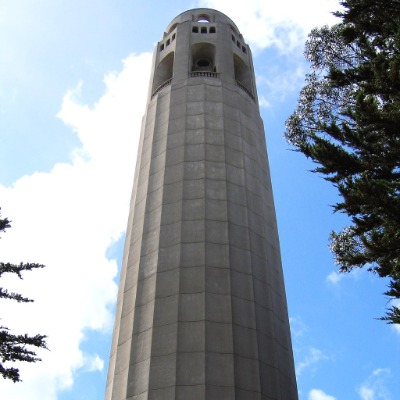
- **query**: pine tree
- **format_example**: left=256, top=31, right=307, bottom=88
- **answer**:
left=285, top=0, right=400, bottom=323
left=0, top=209, right=47, bottom=382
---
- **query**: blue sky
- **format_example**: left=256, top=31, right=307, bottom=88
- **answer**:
left=0, top=1, right=399, bottom=399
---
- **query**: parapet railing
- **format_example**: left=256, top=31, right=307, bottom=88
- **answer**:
left=151, top=75, right=255, bottom=102
left=235, top=80, right=255, bottom=101
left=151, top=72, right=220, bottom=98
left=151, top=78, right=173, bottom=98
left=190, top=71, right=219, bottom=78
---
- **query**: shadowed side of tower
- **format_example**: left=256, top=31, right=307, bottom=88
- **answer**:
left=105, top=9, right=298, bottom=400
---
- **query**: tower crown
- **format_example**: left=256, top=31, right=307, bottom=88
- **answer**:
left=151, top=8, right=256, bottom=102
left=164, top=8, right=241, bottom=35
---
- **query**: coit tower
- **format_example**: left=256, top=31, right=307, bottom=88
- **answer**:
left=105, top=8, right=298, bottom=400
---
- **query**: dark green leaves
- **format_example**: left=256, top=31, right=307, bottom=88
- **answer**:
left=285, top=0, right=400, bottom=323
left=0, top=209, right=47, bottom=382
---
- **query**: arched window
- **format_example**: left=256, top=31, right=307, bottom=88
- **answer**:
left=229, top=25, right=238, bottom=35
left=191, top=43, right=216, bottom=72
left=196, top=14, right=210, bottom=22
left=152, top=52, right=174, bottom=93
left=233, top=54, right=253, bottom=96
left=168, top=23, right=177, bottom=34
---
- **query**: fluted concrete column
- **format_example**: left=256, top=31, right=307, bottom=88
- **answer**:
left=105, top=8, right=298, bottom=400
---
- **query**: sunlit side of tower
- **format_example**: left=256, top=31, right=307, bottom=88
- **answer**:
left=105, top=8, right=298, bottom=400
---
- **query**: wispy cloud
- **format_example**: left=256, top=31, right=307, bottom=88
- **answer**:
left=388, top=300, right=400, bottom=336
left=256, top=63, right=307, bottom=107
left=84, top=355, right=104, bottom=373
left=0, top=52, right=152, bottom=399
left=309, top=388, right=337, bottom=400
left=290, top=316, right=309, bottom=340
left=326, top=271, right=344, bottom=284
left=296, top=347, right=329, bottom=376
left=290, top=317, right=332, bottom=383
left=258, top=95, right=271, bottom=109
left=199, top=0, right=340, bottom=107
left=200, top=0, right=340, bottom=53
left=326, top=268, right=366, bottom=285
left=357, top=368, right=392, bottom=400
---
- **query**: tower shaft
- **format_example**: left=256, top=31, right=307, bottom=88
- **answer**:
left=106, top=9, right=298, bottom=400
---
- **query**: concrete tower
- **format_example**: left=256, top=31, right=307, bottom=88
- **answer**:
left=105, top=8, right=298, bottom=400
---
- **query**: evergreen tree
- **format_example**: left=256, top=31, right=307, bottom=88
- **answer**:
left=285, top=0, right=400, bottom=323
left=0, top=209, right=47, bottom=382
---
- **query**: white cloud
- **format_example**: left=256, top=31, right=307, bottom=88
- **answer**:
left=290, top=319, right=332, bottom=389
left=0, top=51, right=152, bottom=399
left=392, top=324, right=400, bottom=335
left=84, top=354, right=104, bottom=373
left=200, top=0, right=340, bottom=53
left=296, top=347, right=328, bottom=376
left=326, top=268, right=367, bottom=285
left=309, top=389, right=337, bottom=400
left=357, top=369, right=392, bottom=400
left=256, top=63, right=307, bottom=107
left=197, top=1, right=338, bottom=109
left=359, top=387, right=375, bottom=400
left=258, top=95, right=271, bottom=108
left=389, top=300, right=400, bottom=336
left=290, top=316, right=308, bottom=340
left=392, top=325, right=400, bottom=337
left=326, top=271, right=344, bottom=284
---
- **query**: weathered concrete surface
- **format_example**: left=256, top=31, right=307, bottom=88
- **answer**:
left=105, top=8, right=298, bottom=400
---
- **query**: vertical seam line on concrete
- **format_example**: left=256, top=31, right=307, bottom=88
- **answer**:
left=174, top=82, right=187, bottom=399
left=114, top=100, right=158, bottom=400
left=253, top=112, right=282, bottom=399
left=126, top=92, right=167, bottom=398
left=222, top=96, right=237, bottom=399
left=105, top=109, right=148, bottom=399
left=146, top=91, right=173, bottom=396
left=199, top=83, right=207, bottom=395
left=238, top=101, right=263, bottom=397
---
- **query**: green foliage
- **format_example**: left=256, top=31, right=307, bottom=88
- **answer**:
left=0, top=209, right=47, bottom=382
left=285, top=0, right=400, bottom=324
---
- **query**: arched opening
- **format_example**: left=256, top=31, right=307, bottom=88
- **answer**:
left=152, top=52, right=174, bottom=93
left=196, top=14, right=210, bottom=22
left=168, top=23, right=178, bottom=34
left=233, top=54, right=253, bottom=96
left=191, top=43, right=216, bottom=72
